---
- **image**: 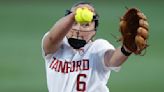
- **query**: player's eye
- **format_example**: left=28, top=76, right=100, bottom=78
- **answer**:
left=85, top=23, right=90, bottom=26
left=73, top=22, right=78, bottom=26
left=82, top=23, right=90, bottom=27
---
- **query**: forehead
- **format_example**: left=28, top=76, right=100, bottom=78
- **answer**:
left=71, top=4, right=95, bottom=12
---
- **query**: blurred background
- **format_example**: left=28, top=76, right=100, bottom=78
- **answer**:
left=0, top=0, right=163, bottom=92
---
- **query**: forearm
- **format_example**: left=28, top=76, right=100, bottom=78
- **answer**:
left=48, top=13, right=75, bottom=44
left=105, top=46, right=130, bottom=67
left=43, top=13, right=75, bottom=55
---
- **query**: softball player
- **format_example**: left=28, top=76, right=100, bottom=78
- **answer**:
left=42, top=2, right=133, bottom=92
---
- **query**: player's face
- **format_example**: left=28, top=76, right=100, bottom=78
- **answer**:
left=66, top=21, right=96, bottom=42
left=66, top=4, right=96, bottom=43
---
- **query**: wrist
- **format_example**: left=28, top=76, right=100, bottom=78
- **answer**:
left=121, top=46, right=132, bottom=56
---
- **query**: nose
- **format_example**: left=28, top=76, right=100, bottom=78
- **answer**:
left=71, top=23, right=83, bottom=39
left=72, top=23, right=81, bottom=31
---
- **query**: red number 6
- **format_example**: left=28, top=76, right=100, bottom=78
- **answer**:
left=76, top=74, right=87, bottom=91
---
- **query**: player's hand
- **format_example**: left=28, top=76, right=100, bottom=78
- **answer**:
left=119, top=8, right=149, bottom=55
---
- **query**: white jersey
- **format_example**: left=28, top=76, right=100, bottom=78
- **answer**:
left=41, top=32, right=120, bottom=92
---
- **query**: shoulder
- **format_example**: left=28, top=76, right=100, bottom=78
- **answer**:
left=88, top=39, right=115, bottom=53
left=93, top=39, right=115, bottom=49
left=93, top=39, right=109, bottom=45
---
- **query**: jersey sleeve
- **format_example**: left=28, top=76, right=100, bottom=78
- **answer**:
left=92, top=39, right=121, bottom=72
left=41, top=32, right=52, bottom=59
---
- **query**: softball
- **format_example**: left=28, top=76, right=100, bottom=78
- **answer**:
left=81, top=8, right=93, bottom=22
left=75, top=8, right=84, bottom=23
left=75, top=7, right=93, bottom=24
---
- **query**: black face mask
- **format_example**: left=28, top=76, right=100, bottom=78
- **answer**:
left=68, top=38, right=87, bottom=49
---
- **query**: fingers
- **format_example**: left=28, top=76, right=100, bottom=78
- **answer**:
left=139, top=19, right=149, bottom=30
left=136, top=27, right=148, bottom=52
left=135, top=35, right=147, bottom=51
left=137, top=11, right=149, bottom=30
left=137, top=12, right=147, bottom=20
left=136, top=26, right=148, bottom=54
left=137, top=27, right=148, bottom=39
left=136, top=12, right=149, bottom=54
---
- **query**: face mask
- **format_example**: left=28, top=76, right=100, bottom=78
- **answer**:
left=68, top=38, right=87, bottom=49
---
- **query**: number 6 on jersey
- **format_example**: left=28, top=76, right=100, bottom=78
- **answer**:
left=76, top=74, right=87, bottom=91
